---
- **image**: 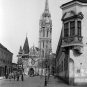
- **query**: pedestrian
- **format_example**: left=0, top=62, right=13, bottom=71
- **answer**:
left=44, top=76, right=47, bottom=86
left=13, top=72, right=16, bottom=80
left=5, top=73, right=8, bottom=79
left=17, top=72, right=19, bottom=81
left=21, top=73, right=24, bottom=81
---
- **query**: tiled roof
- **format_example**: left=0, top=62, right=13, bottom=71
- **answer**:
left=0, top=43, right=13, bottom=54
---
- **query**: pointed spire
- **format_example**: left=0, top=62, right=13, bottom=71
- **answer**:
left=23, top=35, right=29, bottom=54
left=45, top=0, right=49, bottom=12
left=18, top=46, right=23, bottom=54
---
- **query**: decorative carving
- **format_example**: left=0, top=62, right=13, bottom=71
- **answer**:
left=78, top=12, right=84, bottom=19
left=63, top=37, right=74, bottom=43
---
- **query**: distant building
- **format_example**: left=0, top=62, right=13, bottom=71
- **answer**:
left=17, top=36, right=29, bottom=75
left=56, top=0, right=87, bottom=85
left=12, top=63, right=18, bottom=72
left=39, top=0, right=52, bottom=75
left=17, top=37, right=40, bottom=75
left=0, top=43, right=13, bottom=76
left=28, top=46, right=40, bottom=75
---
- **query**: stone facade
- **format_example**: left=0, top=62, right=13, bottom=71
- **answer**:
left=0, top=43, right=13, bottom=76
left=56, top=0, right=87, bottom=85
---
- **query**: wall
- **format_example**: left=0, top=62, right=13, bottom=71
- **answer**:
left=70, top=46, right=87, bottom=84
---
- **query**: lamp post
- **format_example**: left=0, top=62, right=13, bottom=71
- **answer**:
left=80, top=63, right=82, bottom=77
left=44, top=46, right=50, bottom=86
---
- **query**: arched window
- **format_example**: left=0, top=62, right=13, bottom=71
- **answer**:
left=43, top=41, right=44, bottom=48
left=42, top=50, right=44, bottom=57
left=43, top=29, right=45, bottom=37
left=47, top=30, right=48, bottom=37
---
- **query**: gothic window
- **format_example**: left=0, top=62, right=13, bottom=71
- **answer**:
left=42, top=50, right=44, bottom=57
left=77, top=21, right=81, bottom=36
left=43, top=29, right=45, bottom=37
left=70, top=21, right=75, bottom=36
left=47, top=30, right=48, bottom=37
left=64, top=22, right=69, bottom=37
left=43, top=41, right=44, bottom=48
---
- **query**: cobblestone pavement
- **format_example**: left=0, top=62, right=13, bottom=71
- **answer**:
left=0, top=75, right=87, bottom=87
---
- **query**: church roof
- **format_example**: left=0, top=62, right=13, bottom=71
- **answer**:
left=61, top=0, right=87, bottom=7
left=0, top=43, right=13, bottom=54
left=23, top=36, right=29, bottom=54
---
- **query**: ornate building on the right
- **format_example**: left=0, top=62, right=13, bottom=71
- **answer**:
left=56, top=0, right=87, bottom=85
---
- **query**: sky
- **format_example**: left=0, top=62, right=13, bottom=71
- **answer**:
left=0, top=0, right=72, bottom=63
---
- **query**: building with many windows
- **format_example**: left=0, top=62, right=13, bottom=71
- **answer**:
left=0, top=43, right=13, bottom=76
left=56, top=0, right=87, bottom=85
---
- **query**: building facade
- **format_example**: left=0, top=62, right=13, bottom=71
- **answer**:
left=56, top=0, right=87, bottom=85
left=0, top=43, right=13, bottom=76
left=17, top=37, right=40, bottom=75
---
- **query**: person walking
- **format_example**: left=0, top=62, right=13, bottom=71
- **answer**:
left=17, top=71, right=20, bottom=81
left=13, top=72, right=16, bottom=80
left=21, top=73, right=24, bottom=81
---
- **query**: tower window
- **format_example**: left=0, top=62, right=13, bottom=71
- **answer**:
left=64, top=22, right=69, bottom=37
left=43, top=41, right=44, bottom=48
left=70, top=21, right=75, bottom=36
left=77, top=21, right=81, bottom=36
left=42, top=50, right=44, bottom=57
left=43, top=29, right=45, bottom=37
left=47, top=30, right=48, bottom=37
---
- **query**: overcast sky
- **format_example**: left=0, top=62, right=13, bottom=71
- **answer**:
left=0, top=0, right=71, bottom=63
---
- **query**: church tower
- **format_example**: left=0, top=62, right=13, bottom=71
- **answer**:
left=39, top=0, right=52, bottom=59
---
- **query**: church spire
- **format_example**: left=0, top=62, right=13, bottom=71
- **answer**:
left=18, top=46, right=23, bottom=54
left=42, top=0, right=51, bottom=18
left=45, top=0, right=49, bottom=12
left=23, top=35, right=29, bottom=54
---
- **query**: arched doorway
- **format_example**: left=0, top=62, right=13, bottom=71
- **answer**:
left=28, top=68, right=34, bottom=77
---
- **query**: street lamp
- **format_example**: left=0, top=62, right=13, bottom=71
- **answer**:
left=44, top=46, right=50, bottom=86
left=80, top=63, right=82, bottom=77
